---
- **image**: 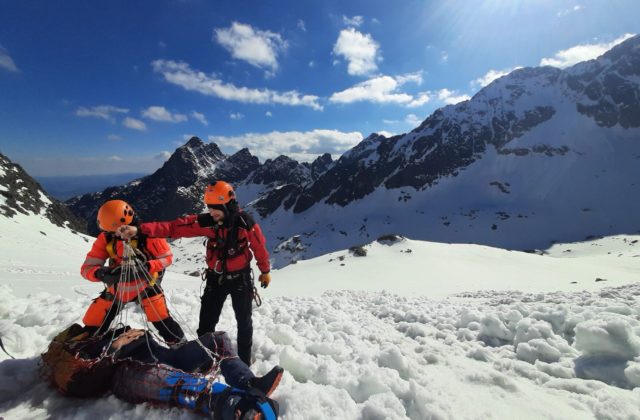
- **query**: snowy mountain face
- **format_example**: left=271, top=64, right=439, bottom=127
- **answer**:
left=0, top=153, right=85, bottom=232
left=66, top=137, right=333, bottom=235
left=65, top=36, right=640, bottom=266
left=67, top=137, right=226, bottom=234
left=258, top=35, right=640, bottom=267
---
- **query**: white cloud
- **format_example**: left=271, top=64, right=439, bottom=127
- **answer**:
left=557, top=5, right=583, bottom=17
left=297, top=19, right=306, bottom=32
left=266, top=111, right=273, bottom=117
left=396, top=71, right=423, bottom=86
left=108, top=155, right=123, bottom=161
left=308, top=60, right=316, bottom=68
left=0, top=45, right=19, bottom=72
left=472, top=66, right=523, bottom=89
left=383, top=119, right=400, bottom=124
left=123, top=117, right=147, bottom=131
left=407, top=92, right=431, bottom=108
left=371, top=18, right=380, bottom=24
left=152, top=59, right=323, bottom=110
left=214, top=22, right=286, bottom=72
left=208, top=129, right=363, bottom=162
left=75, top=105, right=129, bottom=122
left=437, top=89, right=471, bottom=105
left=330, top=76, right=412, bottom=104
left=155, top=151, right=171, bottom=160
left=330, top=74, right=467, bottom=107
left=107, top=134, right=123, bottom=141
left=376, top=130, right=395, bottom=138
left=191, top=111, right=208, bottom=126
left=230, top=112, right=244, bottom=120
left=440, top=51, right=449, bottom=63
left=329, top=73, right=427, bottom=107
left=540, top=33, right=635, bottom=68
left=333, top=28, right=380, bottom=76
left=342, top=15, right=364, bottom=27
left=142, top=106, right=187, bottom=123
left=405, top=113, right=423, bottom=126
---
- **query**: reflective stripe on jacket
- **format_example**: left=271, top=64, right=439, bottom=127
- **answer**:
left=80, top=233, right=173, bottom=282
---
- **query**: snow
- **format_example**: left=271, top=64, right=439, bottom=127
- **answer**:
left=2, top=212, right=640, bottom=419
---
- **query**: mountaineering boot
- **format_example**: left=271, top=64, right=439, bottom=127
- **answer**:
left=249, top=366, right=284, bottom=397
left=235, top=398, right=279, bottom=420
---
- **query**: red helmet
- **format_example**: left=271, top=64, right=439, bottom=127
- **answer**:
left=204, top=181, right=235, bottom=205
left=97, top=200, right=135, bottom=231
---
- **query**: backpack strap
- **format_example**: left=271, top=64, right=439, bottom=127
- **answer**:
left=105, top=232, right=117, bottom=261
left=105, top=232, right=140, bottom=261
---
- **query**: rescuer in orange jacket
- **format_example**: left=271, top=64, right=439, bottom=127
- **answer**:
left=80, top=199, right=185, bottom=345
left=117, top=181, right=271, bottom=365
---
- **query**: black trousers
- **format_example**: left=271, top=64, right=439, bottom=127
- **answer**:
left=198, top=269, right=253, bottom=365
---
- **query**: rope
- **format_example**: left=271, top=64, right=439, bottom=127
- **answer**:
left=0, top=335, right=16, bottom=359
left=120, top=243, right=225, bottom=374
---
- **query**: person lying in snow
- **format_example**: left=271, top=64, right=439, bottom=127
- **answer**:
left=41, top=324, right=282, bottom=419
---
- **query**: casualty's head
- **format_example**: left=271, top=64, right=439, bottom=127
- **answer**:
left=97, top=199, right=135, bottom=232
left=204, top=180, right=238, bottom=221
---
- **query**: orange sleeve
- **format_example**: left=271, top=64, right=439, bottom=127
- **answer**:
left=80, top=233, right=109, bottom=281
left=146, top=238, right=173, bottom=274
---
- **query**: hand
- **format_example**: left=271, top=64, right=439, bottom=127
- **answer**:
left=94, top=267, right=120, bottom=287
left=259, top=272, right=271, bottom=288
left=111, top=329, right=145, bottom=350
left=116, top=225, right=138, bottom=240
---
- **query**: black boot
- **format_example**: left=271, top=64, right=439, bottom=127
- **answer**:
left=249, top=366, right=284, bottom=397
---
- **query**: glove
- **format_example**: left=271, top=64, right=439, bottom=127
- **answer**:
left=259, top=272, right=271, bottom=289
left=94, top=267, right=120, bottom=287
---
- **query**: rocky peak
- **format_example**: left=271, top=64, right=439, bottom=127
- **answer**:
left=310, top=153, right=333, bottom=180
left=0, top=153, right=85, bottom=231
left=214, top=148, right=261, bottom=183
left=565, top=35, right=640, bottom=128
left=250, top=155, right=310, bottom=186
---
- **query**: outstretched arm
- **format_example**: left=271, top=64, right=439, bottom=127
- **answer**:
left=145, top=238, right=173, bottom=274
left=118, top=214, right=215, bottom=240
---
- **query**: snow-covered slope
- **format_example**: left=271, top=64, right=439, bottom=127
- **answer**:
left=2, top=203, right=640, bottom=419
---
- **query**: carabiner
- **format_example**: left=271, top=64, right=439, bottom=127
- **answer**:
left=213, top=260, right=223, bottom=274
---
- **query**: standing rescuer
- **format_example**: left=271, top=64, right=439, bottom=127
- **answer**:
left=117, top=181, right=271, bottom=365
left=80, top=200, right=185, bottom=345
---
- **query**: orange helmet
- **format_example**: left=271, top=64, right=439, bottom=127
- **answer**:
left=204, top=181, right=235, bottom=205
left=97, top=199, right=135, bottom=231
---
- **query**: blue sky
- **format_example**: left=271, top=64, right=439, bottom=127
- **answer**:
left=0, top=0, right=637, bottom=176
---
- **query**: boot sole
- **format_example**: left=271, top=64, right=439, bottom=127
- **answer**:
left=265, top=369, right=283, bottom=397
